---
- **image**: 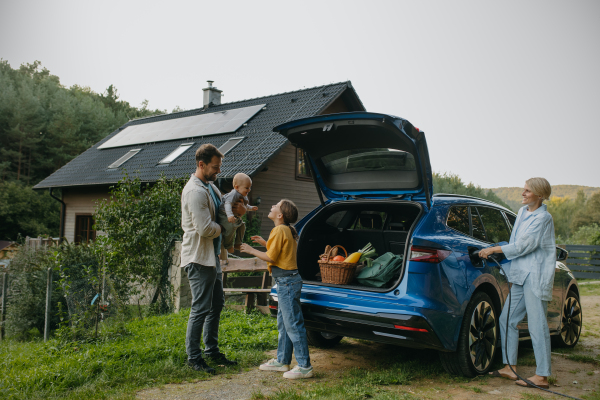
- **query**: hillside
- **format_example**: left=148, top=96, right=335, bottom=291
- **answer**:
left=488, top=185, right=600, bottom=212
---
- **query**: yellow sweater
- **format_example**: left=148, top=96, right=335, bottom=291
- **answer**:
left=265, top=225, right=298, bottom=273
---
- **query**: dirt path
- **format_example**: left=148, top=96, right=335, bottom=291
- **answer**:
left=138, top=296, right=600, bottom=400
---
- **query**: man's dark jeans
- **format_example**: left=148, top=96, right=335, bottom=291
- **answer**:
left=184, top=260, right=224, bottom=361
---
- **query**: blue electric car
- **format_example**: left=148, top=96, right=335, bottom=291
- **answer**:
left=270, top=112, right=582, bottom=377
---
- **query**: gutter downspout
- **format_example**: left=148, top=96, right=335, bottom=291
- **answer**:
left=49, top=188, right=66, bottom=242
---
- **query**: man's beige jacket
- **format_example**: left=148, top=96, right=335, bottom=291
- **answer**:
left=180, top=174, right=222, bottom=268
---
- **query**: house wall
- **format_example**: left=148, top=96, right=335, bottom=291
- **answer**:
left=62, top=187, right=110, bottom=243
left=251, top=143, right=322, bottom=239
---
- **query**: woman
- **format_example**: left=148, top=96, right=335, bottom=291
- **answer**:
left=240, top=199, right=313, bottom=379
left=480, top=177, right=556, bottom=389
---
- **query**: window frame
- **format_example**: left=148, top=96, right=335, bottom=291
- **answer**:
left=295, top=148, right=313, bottom=181
left=75, top=214, right=96, bottom=244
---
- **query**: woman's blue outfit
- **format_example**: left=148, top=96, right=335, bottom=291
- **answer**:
left=499, top=204, right=556, bottom=376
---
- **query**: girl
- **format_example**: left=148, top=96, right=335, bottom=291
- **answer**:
left=240, top=199, right=313, bottom=379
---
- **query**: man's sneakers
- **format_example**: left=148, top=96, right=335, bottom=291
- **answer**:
left=283, top=365, right=314, bottom=379
left=259, top=358, right=290, bottom=371
left=204, top=352, right=238, bottom=366
left=187, top=358, right=215, bottom=375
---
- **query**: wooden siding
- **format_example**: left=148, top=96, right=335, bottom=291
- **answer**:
left=62, top=187, right=110, bottom=243
left=251, top=144, right=321, bottom=239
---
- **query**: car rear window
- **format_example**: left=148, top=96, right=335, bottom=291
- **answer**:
left=477, top=207, right=511, bottom=243
left=447, top=206, right=470, bottom=236
left=352, top=211, right=386, bottom=230
left=321, top=148, right=416, bottom=175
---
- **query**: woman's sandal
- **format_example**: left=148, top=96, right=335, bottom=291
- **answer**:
left=488, top=370, right=517, bottom=381
left=515, top=379, right=549, bottom=389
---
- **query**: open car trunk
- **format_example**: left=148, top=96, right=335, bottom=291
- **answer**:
left=297, top=200, right=423, bottom=292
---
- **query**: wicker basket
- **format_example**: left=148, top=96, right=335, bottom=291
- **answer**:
left=318, top=245, right=358, bottom=285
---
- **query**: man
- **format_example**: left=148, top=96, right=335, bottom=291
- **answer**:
left=181, top=143, right=244, bottom=374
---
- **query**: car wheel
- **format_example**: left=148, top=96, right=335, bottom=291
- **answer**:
left=439, top=291, right=498, bottom=377
left=552, top=290, right=582, bottom=348
left=306, top=330, right=344, bottom=348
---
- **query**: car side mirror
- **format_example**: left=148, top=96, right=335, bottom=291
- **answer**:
left=556, top=247, right=568, bottom=261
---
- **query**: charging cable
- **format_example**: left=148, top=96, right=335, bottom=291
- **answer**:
left=485, top=254, right=582, bottom=400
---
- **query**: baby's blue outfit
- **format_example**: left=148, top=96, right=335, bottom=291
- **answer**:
left=499, top=204, right=556, bottom=376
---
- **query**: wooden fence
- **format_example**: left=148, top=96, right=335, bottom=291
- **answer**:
left=558, top=244, right=600, bottom=280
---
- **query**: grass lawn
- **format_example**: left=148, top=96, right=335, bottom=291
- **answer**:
left=0, top=308, right=277, bottom=400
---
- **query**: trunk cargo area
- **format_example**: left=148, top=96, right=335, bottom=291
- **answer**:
left=297, top=201, right=422, bottom=291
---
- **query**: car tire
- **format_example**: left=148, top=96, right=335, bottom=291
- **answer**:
left=439, top=291, right=499, bottom=377
left=306, top=330, right=344, bottom=348
left=552, top=290, right=582, bottom=348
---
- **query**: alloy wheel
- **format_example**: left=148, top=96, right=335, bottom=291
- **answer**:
left=560, top=295, right=582, bottom=346
left=468, top=300, right=497, bottom=372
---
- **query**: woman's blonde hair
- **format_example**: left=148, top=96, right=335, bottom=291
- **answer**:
left=526, top=177, right=552, bottom=201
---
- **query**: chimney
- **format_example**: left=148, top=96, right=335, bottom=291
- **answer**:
left=203, top=80, right=222, bottom=107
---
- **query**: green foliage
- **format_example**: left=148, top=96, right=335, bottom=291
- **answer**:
left=571, top=192, right=600, bottom=232
left=0, top=181, right=60, bottom=240
left=547, top=190, right=586, bottom=239
left=94, top=174, right=186, bottom=310
left=432, top=172, right=511, bottom=210
left=3, top=246, right=65, bottom=340
left=242, top=212, right=262, bottom=245
left=0, top=308, right=277, bottom=399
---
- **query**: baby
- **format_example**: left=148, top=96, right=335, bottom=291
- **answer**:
left=219, top=173, right=259, bottom=253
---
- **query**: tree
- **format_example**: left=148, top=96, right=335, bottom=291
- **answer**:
left=0, top=181, right=60, bottom=240
left=432, top=172, right=512, bottom=210
left=571, top=192, right=600, bottom=231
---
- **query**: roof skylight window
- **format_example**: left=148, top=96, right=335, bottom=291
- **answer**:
left=158, top=143, right=194, bottom=165
left=108, top=149, right=141, bottom=169
left=218, top=137, right=245, bottom=155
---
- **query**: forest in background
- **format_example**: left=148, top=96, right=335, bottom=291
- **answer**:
left=489, top=185, right=600, bottom=212
left=0, top=60, right=165, bottom=241
left=0, top=60, right=598, bottom=246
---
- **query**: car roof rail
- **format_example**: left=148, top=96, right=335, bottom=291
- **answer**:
left=432, top=193, right=501, bottom=206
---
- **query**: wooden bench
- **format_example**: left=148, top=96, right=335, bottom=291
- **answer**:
left=221, top=257, right=271, bottom=314
left=558, top=244, right=600, bottom=279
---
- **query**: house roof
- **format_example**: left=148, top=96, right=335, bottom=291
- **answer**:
left=0, top=241, right=15, bottom=252
left=34, top=81, right=365, bottom=189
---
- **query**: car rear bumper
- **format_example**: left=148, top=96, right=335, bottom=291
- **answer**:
left=269, top=295, right=447, bottom=351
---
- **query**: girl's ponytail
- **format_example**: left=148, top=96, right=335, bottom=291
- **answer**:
left=280, top=199, right=299, bottom=241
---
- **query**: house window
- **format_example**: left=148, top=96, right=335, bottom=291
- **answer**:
left=75, top=215, right=96, bottom=243
left=108, top=149, right=141, bottom=169
left=219, top=137, right=245, bottom=155
left=296, top=148, right=312, bottom=181
left=158, top=143, right=194, bottom=164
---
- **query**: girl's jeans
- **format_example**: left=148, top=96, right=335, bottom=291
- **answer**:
left=274, top=273, right=311, bottom=368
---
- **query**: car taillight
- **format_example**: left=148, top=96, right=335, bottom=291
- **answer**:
left=394, top=325, right=428, bottom=332
left=409, top=246, right=451, bottom=263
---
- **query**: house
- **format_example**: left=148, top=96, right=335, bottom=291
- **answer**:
left=0, top=241, right=18, bottom=268
left=33, top=81, right=366, bottom=242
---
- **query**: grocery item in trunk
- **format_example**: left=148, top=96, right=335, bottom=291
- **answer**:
left=318, top=245, right=358, bottom=285
left=356, top=252, right=403, bottom=288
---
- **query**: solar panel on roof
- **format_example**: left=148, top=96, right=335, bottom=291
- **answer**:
left=98, top=104, right=265, bottom=149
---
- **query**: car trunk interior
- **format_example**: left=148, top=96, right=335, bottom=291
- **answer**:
left=297, top=200, right=422, bottom=291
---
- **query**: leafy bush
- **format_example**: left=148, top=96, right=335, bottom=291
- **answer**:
left=3, top=246, right=64, bottom=340
left=433, top=172, right=512, bottom=210
left=94, top=173, right=185, bottom=313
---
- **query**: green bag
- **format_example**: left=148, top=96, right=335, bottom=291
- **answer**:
left=356, top=252, right=404, bottom=288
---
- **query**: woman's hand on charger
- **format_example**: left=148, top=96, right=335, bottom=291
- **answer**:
left=479, top=247, right=496, bottom=259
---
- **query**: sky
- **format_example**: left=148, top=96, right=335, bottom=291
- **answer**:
left=1, top=0, right=599, bottom=189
